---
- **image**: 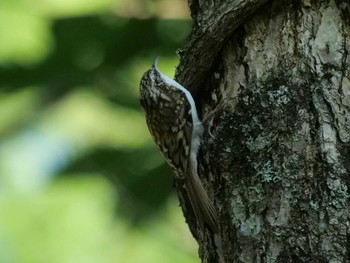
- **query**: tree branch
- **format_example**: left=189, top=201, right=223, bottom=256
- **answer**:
left=175, top=0, right=270, bottom=94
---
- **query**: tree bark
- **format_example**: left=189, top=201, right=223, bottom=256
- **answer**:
left=175, top=0, right=350, bottom=262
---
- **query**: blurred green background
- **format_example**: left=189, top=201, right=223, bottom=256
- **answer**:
left=0, top=0, right=198, bottom=262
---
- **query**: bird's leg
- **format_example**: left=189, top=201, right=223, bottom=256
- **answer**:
left=202, top=98, right=232, bottom=137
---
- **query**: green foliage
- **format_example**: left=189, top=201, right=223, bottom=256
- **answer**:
left=0, top=1, right=197, bottom=262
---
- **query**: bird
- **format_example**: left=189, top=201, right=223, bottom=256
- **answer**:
left=139, top=57, right=218, bottom=232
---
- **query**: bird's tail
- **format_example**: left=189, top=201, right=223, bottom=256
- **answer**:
left=186, top=168, right=218, bottom=232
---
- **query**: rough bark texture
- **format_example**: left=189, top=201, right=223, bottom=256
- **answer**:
left=175, top=0, right=350, bottom=262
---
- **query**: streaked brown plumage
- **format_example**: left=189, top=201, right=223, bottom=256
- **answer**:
left=139, top=57, right=218, bottom=232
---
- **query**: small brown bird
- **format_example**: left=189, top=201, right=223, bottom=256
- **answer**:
left=139, top=57, right=218, bottom=232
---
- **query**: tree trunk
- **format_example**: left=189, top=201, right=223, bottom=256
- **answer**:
left=175, top=0, right=350, bottom=262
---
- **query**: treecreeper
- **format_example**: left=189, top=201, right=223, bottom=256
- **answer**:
left=139, top=57, right=218, bottom=233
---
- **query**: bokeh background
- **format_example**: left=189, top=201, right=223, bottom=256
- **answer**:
left=0, top=0, right=199, bottom=262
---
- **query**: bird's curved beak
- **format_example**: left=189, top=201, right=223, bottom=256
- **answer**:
left=152, top=56, right=159, bottom=69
